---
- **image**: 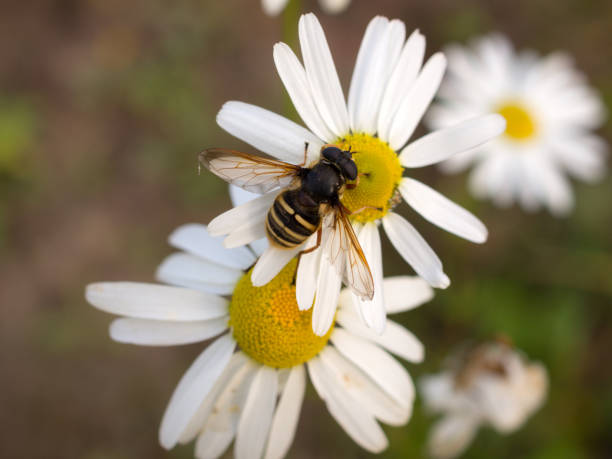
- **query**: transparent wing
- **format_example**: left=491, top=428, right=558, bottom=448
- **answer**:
left=199, top=148, right=301, bottom=194
left=322, top=207, right=374, bottom=301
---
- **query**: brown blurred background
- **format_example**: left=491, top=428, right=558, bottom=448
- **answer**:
left=1, top=0, right=611, bottom=458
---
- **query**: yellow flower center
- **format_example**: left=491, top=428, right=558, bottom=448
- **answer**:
left=496, top=102, right=537, bottom=141
left=336, top=133, right=404, bottom=223
left=228, top=259, right=333, bottom=368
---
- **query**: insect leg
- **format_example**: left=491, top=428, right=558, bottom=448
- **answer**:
left=197, top=152, right=205, bottom=175
left=340, top=203, right=383, bottom=215
left=293, top=227, right=322, bottom=284
left=300, top=142, right=310, bottom=167
left=300, top=226, right=322, bottom=255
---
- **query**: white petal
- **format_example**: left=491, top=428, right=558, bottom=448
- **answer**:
left=156, top=253, right=242, bottom=295
left=399, top=114, right=506, bottom=168
left=230, top=184, right=260, bottom=207
left=383, top=276, right=434, bottom=313
left=319, top=347, right=411, bottom=426
left=522, top=363, right=549, bottom=413
left=468, top=150, right=516, bottom=206
left=382, top=213, right=450, bottom=289
left=251, top=244, right=303, bottom=287
left=217, top=101, right=322, bottom=165
left=428, top=414, right=480, bottom=459
left=308, top=356, right=388, bottom=453
left=159, top=334, right=236, bottom=449
left=179, top=352, right=250, bottom=444
left=354, top=223, right=386, bottom=333
left=295, top=237, right=321, bottom=311
left=399, top=178, right=488, bottom=243
left=331, top=328, right=415, bottom=408
left=235, top=367, right=278, bottom=459
left=387, top=53, right=446, bottom=151
left=546, top=88, right=606, bottom=128
left=319, top=0, right=351, bottom=14
left=424, top=102, right=478, bottom=134
left=273, top=43, right=336, bottom=142
left=476, top=377, right=531, bottom=433
left=348, top=16, right=387, bottom=130
left=378, top=29, right=426, bottom=140
left=437, top=145, right=484, bottom=174
left=168, top=224, right=255, bottom=270
left=312, top=250, right=342, bottom=336
left=348, top=17, right=405, bottom=134
left=86, top=282, right=228, bottom=321
left=419, top=372, right=457, bottom=413
left=470, top=35, right=513, bottom=93
left=193, top=357, right=257, bottom=458
left=208, top=191, right=276, bottom=237
left=195, top=428, right=234, bottom=459
left=261, top=0, right=288, bottom=16
left=224, top=217, right=268, bottom=248
left=299, top=13, right=349, bottom=137
left=249, top=238, right=269, bottom=257
left=516, top=155, right=556, bottom=214
left=264, top=365, right=306, bottom=459
left=536, top=160, right=574, bottom=216
left=337, top=310, right=423, bottom=363
left=110, top=317, right=228, bottom=346
left=549, top=133, right=607, bottom=182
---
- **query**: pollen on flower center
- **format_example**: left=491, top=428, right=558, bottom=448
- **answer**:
left=228, top=259, right=333, bottom=368
left=336, top=133, right=404, bottom=223
left=497, top=101, right=537, bottom=141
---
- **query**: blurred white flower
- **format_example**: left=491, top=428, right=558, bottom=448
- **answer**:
left=85, top=222, right=433, bottom=458
left=208, top=14, right=505, bottom=336
left=262, top=0, right=351, bottom=16
left=427, top=34, right=608, bottom=216
left=420, top=341, right=548, bottom=459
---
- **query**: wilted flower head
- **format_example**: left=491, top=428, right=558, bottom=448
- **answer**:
left=427, top=34, right=607, bottom=216
left=420, top=340, right=548, bottom=458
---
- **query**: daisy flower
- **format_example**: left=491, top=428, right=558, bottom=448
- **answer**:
left=207, top=13, right=506, bottom=336
left=85, top=222, right=434, bottom=458
left=427, top=34, right=607, bottom=216
left=420, top=341, right=548, bottom=459
left=262, top=0, right=351, bottom=16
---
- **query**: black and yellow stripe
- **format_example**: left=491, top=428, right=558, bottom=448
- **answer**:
left=266, top=190, right=320, bottom=248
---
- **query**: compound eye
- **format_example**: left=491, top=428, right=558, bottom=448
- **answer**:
left=321, top=146, right=342, bottom=161
left=341, top=159, right=358, bottom=181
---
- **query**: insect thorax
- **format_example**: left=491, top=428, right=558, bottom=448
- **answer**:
left=301, top=161, right=344, bottom=202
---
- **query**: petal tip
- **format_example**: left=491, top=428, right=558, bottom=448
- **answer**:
left=437, top=274, right=451, bottom=289
left=158, top=425, right=174, bottom=451
left=85, top=283, right=106, bottom=305
left=250, top=276, right=265, bottom=288
left=490, top=113, right=507, bottom=135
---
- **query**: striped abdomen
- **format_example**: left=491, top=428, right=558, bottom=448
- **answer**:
left=266, top=189, right=320, bottom=248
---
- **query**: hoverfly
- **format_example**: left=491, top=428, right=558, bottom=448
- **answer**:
left=198, top=143, right=375, bottom=300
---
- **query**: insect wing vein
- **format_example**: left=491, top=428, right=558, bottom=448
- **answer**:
left=322, top=209, right=374, bottom=301
left=199, top=148, right=300, bottom=194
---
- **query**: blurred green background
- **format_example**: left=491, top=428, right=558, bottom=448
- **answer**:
left=1, top=0, right=611, bottom=457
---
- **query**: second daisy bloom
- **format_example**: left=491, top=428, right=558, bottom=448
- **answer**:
left=85, top=223, right=432, bottom=458
left=208, top=14, right=506, bottom=335
left=427, top=34, right=607, bottom=215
